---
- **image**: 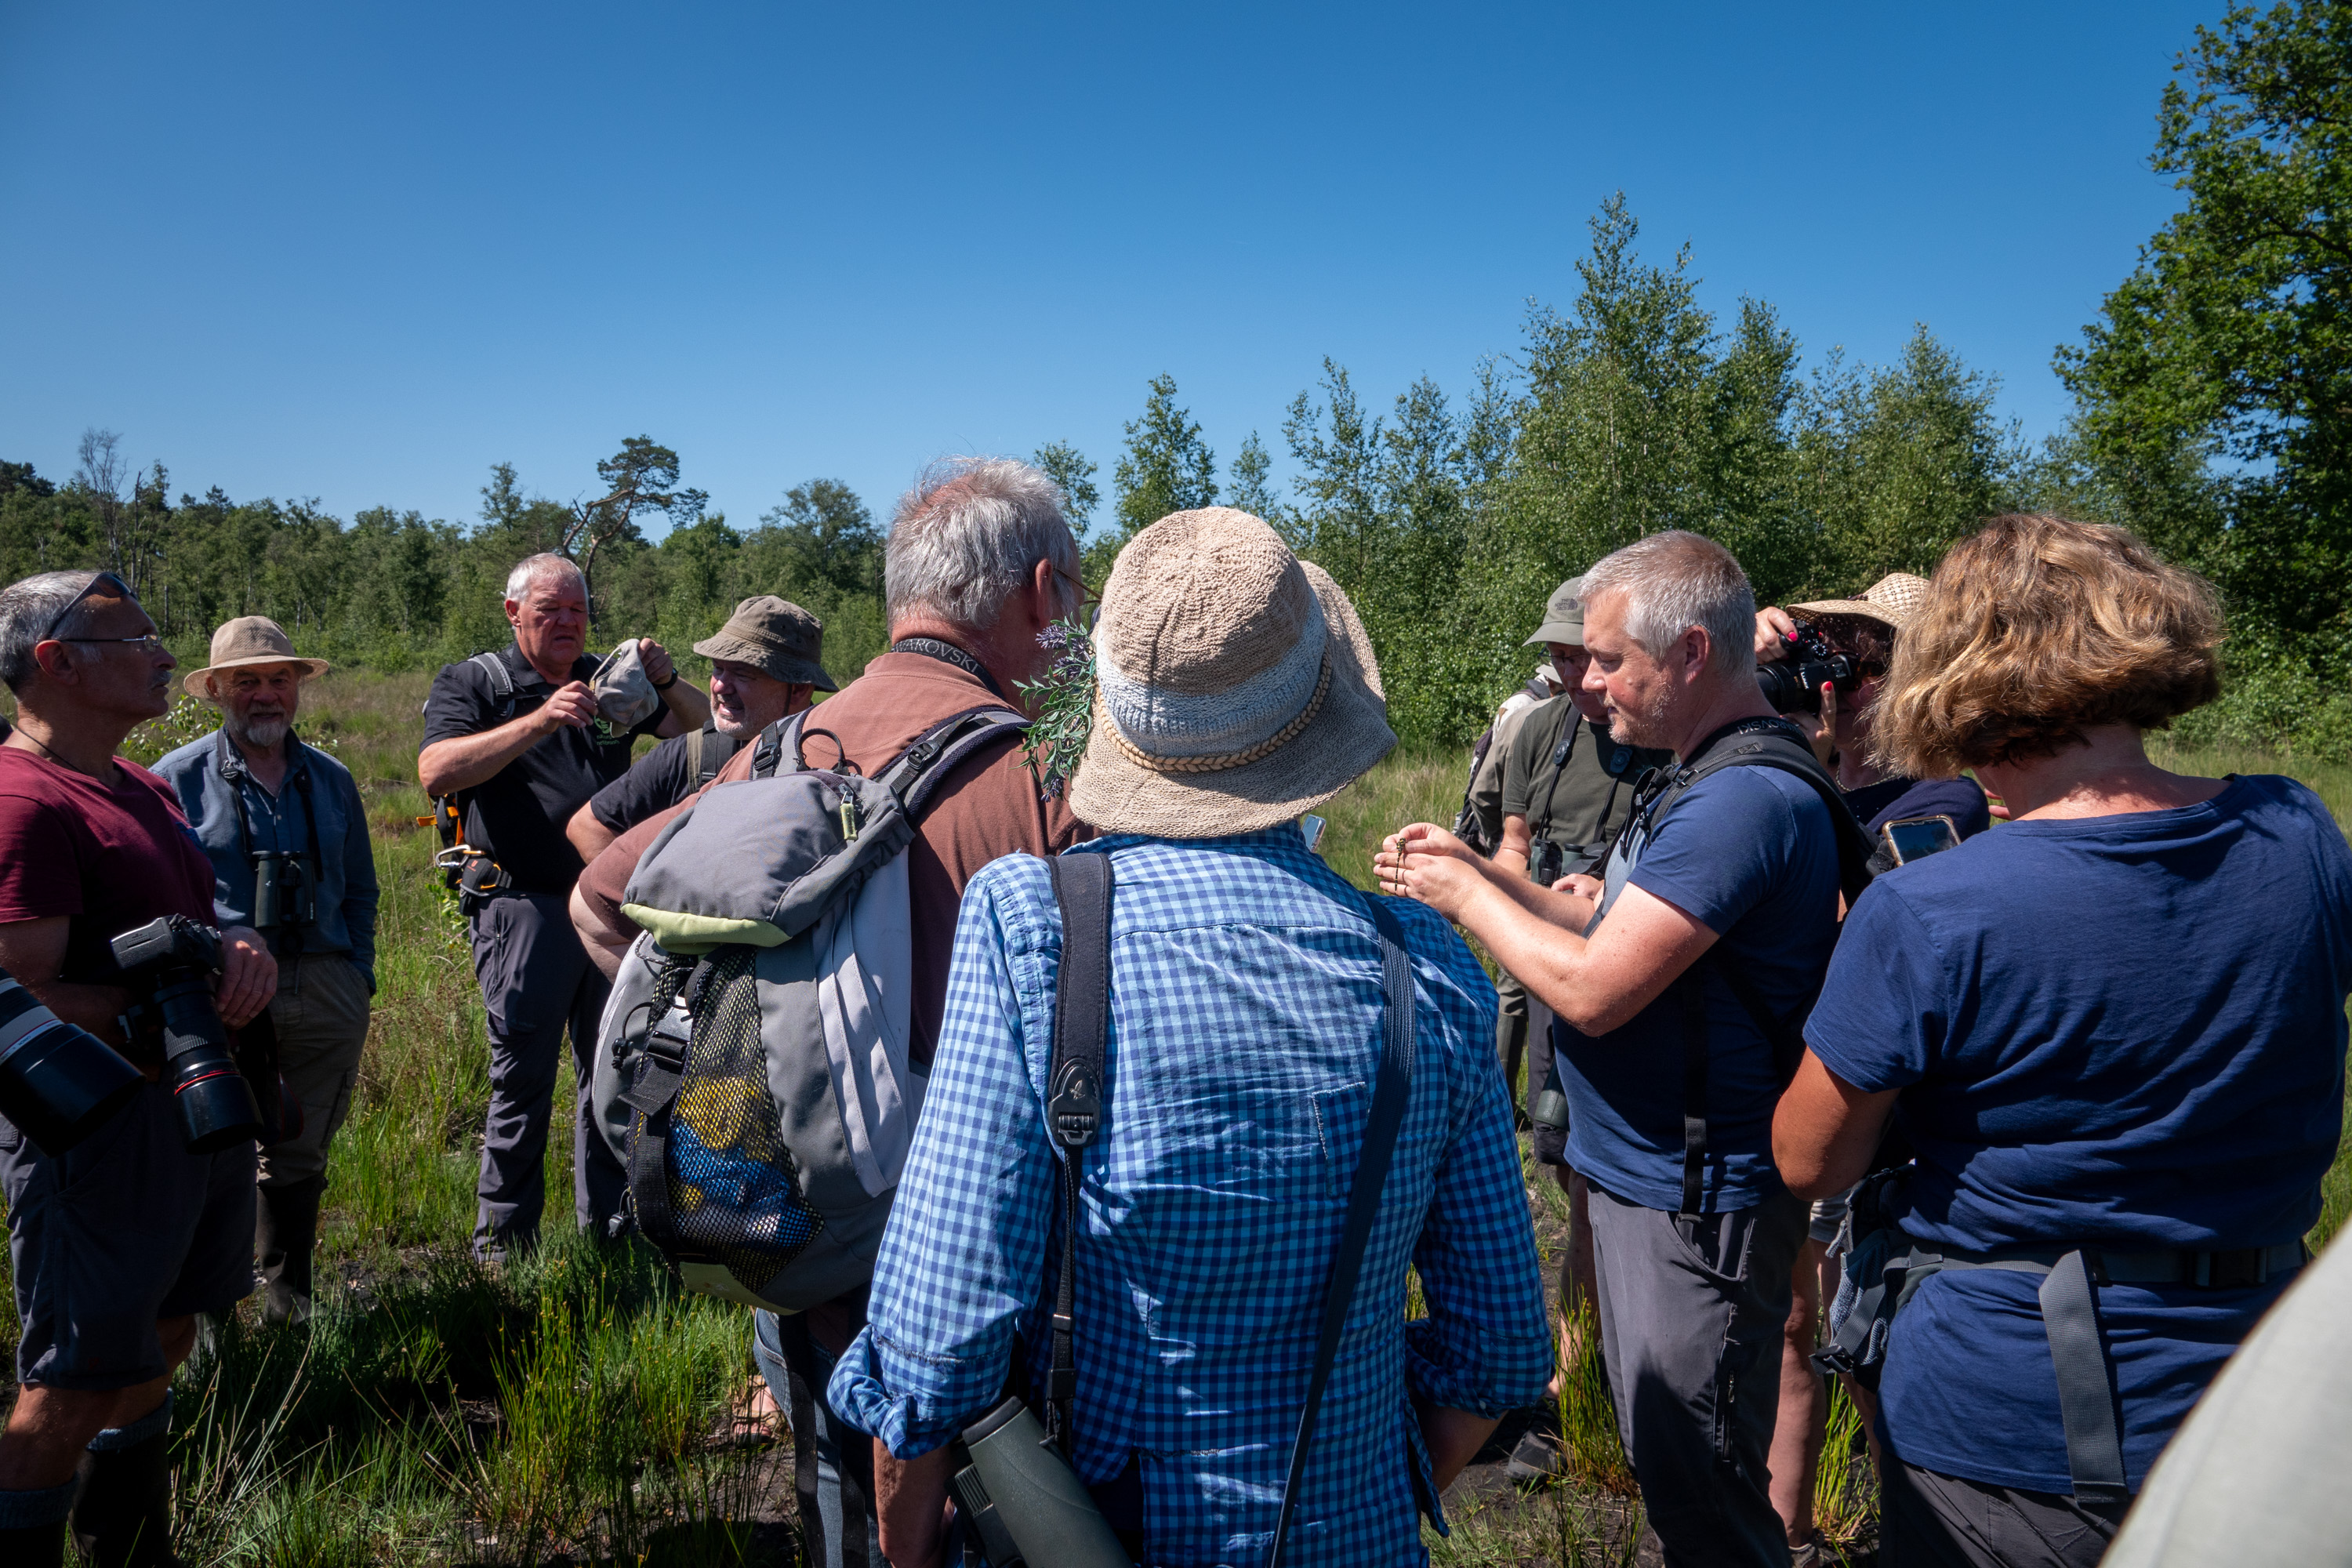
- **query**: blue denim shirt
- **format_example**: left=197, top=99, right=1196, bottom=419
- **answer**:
left=829, top=832, right=1551, bottom=1567
left=153, top=730, right=379, bottom=988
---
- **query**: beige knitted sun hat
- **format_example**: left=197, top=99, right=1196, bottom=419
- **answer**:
left=1789, top=572, right=1933, bottom=630
left=1066, top=508, right=1396, bottom=838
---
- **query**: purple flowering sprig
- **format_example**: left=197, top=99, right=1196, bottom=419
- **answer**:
left=1016, top=616, right=1096, bottom=800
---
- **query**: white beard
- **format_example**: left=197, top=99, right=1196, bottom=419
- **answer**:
left=227, top=713, right=290, bottom=752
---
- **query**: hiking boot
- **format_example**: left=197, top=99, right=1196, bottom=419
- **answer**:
left=71, top=1423, right=179, bottom=1568
left=1504, top=1429, right=1570, bottom=1488
left=255, top=1174, right=325, bottom=1326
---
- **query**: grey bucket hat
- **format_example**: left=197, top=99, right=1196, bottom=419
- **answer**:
left=1523, top=575, right=1587, bottom=648
left=692, top=597, right=838, bottom=691
left=1067, top=508, right=1395, bottom=838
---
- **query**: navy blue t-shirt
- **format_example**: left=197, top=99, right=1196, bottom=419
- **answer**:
left=1806, top=773, right=2352, bottom=1493
left=1563, top=765, right=1842, bottom=1210
left=1842, top=775, right=1991, bottom=840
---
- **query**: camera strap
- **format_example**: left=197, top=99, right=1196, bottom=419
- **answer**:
left=1268, top=895, right=1416, bottom=1568
left=1044, top=850, right=1113, bottom=1454
left=1040, top=855, right=1417, bottom=1568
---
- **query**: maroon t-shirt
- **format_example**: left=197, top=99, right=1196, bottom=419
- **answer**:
left=0, top=748, right=216, bottom=984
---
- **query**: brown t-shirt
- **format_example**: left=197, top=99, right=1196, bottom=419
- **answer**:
left=579, top=650, right=1087, bottom=1062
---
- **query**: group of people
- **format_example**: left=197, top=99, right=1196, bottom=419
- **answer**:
left=0, top=449, right=2342, bottom=1568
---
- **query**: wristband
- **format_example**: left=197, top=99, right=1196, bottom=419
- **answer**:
left=652, top=673, right=677, bottom=691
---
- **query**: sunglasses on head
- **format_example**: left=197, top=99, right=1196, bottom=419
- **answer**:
left=43, top=572, right=162, bottom=654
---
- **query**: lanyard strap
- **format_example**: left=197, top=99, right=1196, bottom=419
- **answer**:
left=891, top=637, right=1009, bottom=701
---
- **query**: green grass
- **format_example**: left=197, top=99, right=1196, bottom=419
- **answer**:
left=0, top=684, right=2346, bottom=1564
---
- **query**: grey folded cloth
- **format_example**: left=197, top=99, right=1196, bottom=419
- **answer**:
left=590, top=640, right=660, bottom=731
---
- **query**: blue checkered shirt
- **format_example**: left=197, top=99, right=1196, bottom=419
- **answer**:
left=829, top=830, right=1551, bottom=1566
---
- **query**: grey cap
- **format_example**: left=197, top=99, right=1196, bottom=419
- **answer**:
left=1523, top=575, right=1586, bottom=647
left=692, top=596, right=839, bottom=691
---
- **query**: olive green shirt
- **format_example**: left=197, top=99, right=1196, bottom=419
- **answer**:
left=1499, top=697, right=1669, bottom=876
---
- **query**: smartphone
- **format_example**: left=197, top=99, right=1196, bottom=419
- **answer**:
left=1878, top=814, right=1962, bottom=866
left=1299, top=814, right=1327, bottom=854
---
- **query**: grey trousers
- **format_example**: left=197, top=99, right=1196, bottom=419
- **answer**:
left=1587, top=1181, right=1806, bottom=1568
left=1881, top=1461, right=2122, bottom=1568
left=467, top=891, right=628, bottom=1259
left=753, top=1309, right=881, bottom=1568
left=257, top=952, right=371, bottom=1188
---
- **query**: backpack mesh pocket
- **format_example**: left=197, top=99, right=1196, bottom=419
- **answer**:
left=663, top=946, right=826, bottom=1293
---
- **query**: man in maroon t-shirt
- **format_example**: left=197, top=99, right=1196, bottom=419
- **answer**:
left=0, top=571, right=274, bottom=1567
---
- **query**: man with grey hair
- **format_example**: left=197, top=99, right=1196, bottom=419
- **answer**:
left=569, top=456, right=1088, bottom=1567
left=0, top=571, right=276, bottom=1566
left=1378, top=529, right=1859, bottom=1567
left=418, top=553, right=707, bottom=1262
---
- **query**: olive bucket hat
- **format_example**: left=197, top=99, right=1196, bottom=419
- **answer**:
left=1066, top=508, right=1396, bottom=838
left=691, top=596, right=839, bottom=691
left=1523, top=575, right=1587, bottom=648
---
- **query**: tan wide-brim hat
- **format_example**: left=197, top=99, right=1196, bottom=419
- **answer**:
left=183, top=616, right=330, bottom=697
left=1068, top=508, right=1396, bottom=839
left=1789, top=572, right=1933, bottom=630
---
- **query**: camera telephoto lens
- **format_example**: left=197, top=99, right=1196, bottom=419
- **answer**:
left=148, top=972, right=264, bottom=1154
left=0, top=969, right=145, bottom=1158
left=109, top=916, right=265, bottom=1155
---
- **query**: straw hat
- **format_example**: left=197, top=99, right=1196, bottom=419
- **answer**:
left=183, top=616, right=329, bottom=697
left=1067, top=509, right=1395, bottom=838
left=1789, top=572, right=1932, bottom=630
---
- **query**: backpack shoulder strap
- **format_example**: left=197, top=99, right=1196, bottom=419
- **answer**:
left=1269, top=896, right=1417, bottom=1568
left=747, top=709, right=815, bottom=779
left=684, top=725, right=706, bottom=785
left=1042, top=850, right=1113, bottom=1453
left=1643, top=720, right=1874, bottom=903
left=1642, top=719, right=1871, bottom=1214
left=469, top=649, right=518, bottom=723
left=875, top=706, right=1031, bottom=818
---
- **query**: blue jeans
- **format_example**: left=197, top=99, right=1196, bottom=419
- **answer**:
left=753, top=1309, right=883, bottom=1568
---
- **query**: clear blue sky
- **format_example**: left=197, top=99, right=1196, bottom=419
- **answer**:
left=2, top=1, right=2214, bottom=539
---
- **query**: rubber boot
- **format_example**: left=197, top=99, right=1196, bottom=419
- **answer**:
left=70, top=1403, right=177, bottom=1568
left=0, top=1477, right=76, bottom=1568
left=0, top=1517, right=67, bottom=1567
left=255, top=1174, right=324, bottom=1326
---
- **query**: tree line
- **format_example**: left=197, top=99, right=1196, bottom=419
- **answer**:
left=3, top=3, right=2342, bottom=756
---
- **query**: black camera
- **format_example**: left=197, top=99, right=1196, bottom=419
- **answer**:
left=111, top=916, right=265, bottom=1155
left=1756, top=619, right=1867, bottom=715
left=0, top=968, right=145, bottom=1157
left=1528, top=839, right=1573, bottom=887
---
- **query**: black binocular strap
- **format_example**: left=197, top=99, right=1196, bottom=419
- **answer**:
left=1044, top=851, right=1113, bottom=1454
left=1268, top=898, right=1417, bottom=1568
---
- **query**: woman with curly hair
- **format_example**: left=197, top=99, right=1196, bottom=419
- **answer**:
left=1773, top=514, right=2352, bottom=1568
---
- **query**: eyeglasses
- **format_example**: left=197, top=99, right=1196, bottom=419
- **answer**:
left=54, top=633, right=167, bottom=655
left=1048, top=562, right=1099, bottom=628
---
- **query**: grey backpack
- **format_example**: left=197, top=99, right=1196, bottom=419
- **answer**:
left=590, top=705, right=1029, bottom=1309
